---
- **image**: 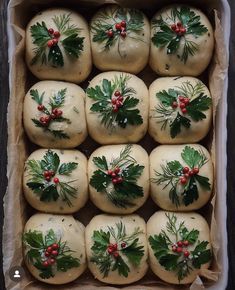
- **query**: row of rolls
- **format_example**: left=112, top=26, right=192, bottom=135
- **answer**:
left=26, top=5, right=214, bottom=83
left=23, top=72, right=213, bottom=147
left=23, top=211, right=212, bottom=285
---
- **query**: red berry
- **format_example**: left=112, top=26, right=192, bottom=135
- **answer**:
left=121, top=242, right=126, bottom=248
left=114, top=167, right=120, bottom=174
left=171, top=24, right=176, bottom=30
left=118, top=96, right=124, bottom=102
left=120, top=31, right=127, bottom=38
left=180, top=27, right=186, bottom=34
left=172, top=101, right=178, bottom=108
left=52, top=250, right=58, bottom=256
left=117, top=177, right=123, bottom=183
left=107, top=170, right=113, bottom=175
left=183, top=167, right=189, bottom=174
left=107, top=30, right=114, bottom=37
left=113, top=243, right=118, bottom=251
left=113, top=252, right=119, bottom=258
left=53, top=31, right=60, bottom=38
left=53, top=177, right=59, bottom=184
left=177, top=241, right=183, bottom=247
left=177, top=22, right=182, bottom=27
left=49, top=170, right=55, bottom=176
left=112, top=178, right=118, bottom=184
left=108, top=247, right=113, bottom=254
left=115, top=23, right=122, bottom=30
left=43, top=261, right=49, bottom=267
left=177, top=247, right=183, bottom=253
left=44, top=116, right=51, bottom=123
left=116, top=100, right=123, bottom=108
left=52, top=243, right=59, bottom=250
left=57, top=109, right=63, bottom=116
left=112, top=106, right=119, bottom=113
left=179, top=96, right=184, bottom=102
left=175, top=27, right=180, bottom=33
left=180, top=177, right=187, bottom=185
left=40, top=116, right=45, bottom=123
left=172, top=245, right=177, bottom=252
left=189, top=170, right=194, bottom=176
left=183, top=240, right=189, bottom=247
left=114, top=91, right=121, bottom=96
left=184, top=98, right=190, bottom=105
left=50, top=113, right=56, bottom=120
left=48, top=28, right=54, bottom=34
left=44, top=170, right=50, bottom=178
left=182, top=108, right=187, bottom=114
left=47, top=246, right=52, bottom=253
left=52, top=38, right=58, bottom=45
left=47, top=40, right=54, bottom=48
left=37, top=105, right=44, bottom=111
left=45, top=251, right=50, bottom=257
left=50, top=258, right=56, bottom=264
left=111, top=98, right=117, bottom=105
left=121, top=20, right=126, bottom=28
left=184, top=173, right=189, bottom=179
left=46, top=176, right=51, bottom=182
left=193, top=168, right=199, bottom=174
left=111, top=172, right=116, bottom=178
left=184, top=250, right=190, bottom=257
left=180, top=102, right=186, bottom=109
left=52, top=108, right=58, bottom=115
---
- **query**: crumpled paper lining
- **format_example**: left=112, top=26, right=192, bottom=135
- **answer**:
left=3, top=0, right=228, bottom=289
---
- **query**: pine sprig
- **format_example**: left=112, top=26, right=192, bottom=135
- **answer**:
left=152, top=6, right=208, bottom=63
left=90, top=222, right=144, bottom=278
left=30, top=13, right=84, bottom=67
left=91, top=7, right=145, bottom=56
left=90, top=145, right=144, bottom=208
left=152, top=146, right=211, bottom=207
left=87, top=75, right=143, bottom=130
left=148, top=213, right=211, bottom=283
left=30, top=88, right=71, bottom=139
left=23, top=229, right=80, bottom=279
left=26, top=149, right=78, bottom=207
left=152, top=81, right=212, bottom=138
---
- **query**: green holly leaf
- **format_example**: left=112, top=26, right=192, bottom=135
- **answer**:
left=23, top=230, right=44, bottom=249
left=181, top=146, right=207, bottom=168
left=30, top=89, right=44, bottom=105
left=122, top=164, right=144, bottom=182
left=45, top=229, right=57, bottom=246
left=58, top=162, right=78, bottom=175
left=194, top=174, right=211, bottom=190
left=93, top=156, right=108, bottom=171
left=192, top=241, right=211, bottom=268
left=48, top=44, right=64, bottom=67
left=57, top=255, right=80, bottom=271
left=167, top=161, right=183, bottom=174
left=122, top=238, right=144, bottom=266
left=62, top=34, right=84, bottom=58
left=170, top=113, right=191, bottom=138
left=156, top=89, right=178, bottom=106
left=112, top=255, right=130, bottom=277
left=34, top=260, right=54, bottom=279
left=90, top=170, right=110, bottom=192
left=180, top=228, right=199, bottom=244
left=182, top=176, right=199, bottom=206
left=187, top=94, right=212, bottom=121
left=40, top=184, right=59, bottom=202
left=41, top=150, right=60, bottom=172
left=92, top=230, right=110, bottom=252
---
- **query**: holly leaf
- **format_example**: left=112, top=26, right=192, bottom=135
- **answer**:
left=182, top=176, right=199, bottom=206
left=90, top=170, right=110, bottom=192
left=23, top=230, right=44, bottom=249
left=170, top=113, right=191, bottom=138
left=40, top=184, right=59, bottom=202
left=93, top=156, right=108, bottom=171
left=62, top=34, right=84, bottom=58
left=41, top=150, right=60, bottom=172
left=167, top=161, right=183, bottom=174
left=112, top=255, right=130, bottom=277
left=57, top=255, right=80, bottom=271
left=122, top=238, right=144, bottom=266
left=58, top=162, right=78, bottom=175
left=194, top=174, right=211, bottom=190
left=34, top=260, right=54, bottom=279
left=26, top=182, right=45, bottom=193
left=92, top=230, right=110, bottom=253
left=152, top=23, right=175, bottom=47
left=187, top=94, right=212, bottom=121
left=122, top=164, right=144, bottom=182
left=181, top=146, right=206, bottom=168
left=156, top=89, right=178, bottom=106
left=48, top=44, right=64, bottom=67
left=192, top=241, right=211, bottom=268
left=180, top=228, right=199, bottom=244
left=30, top=89, right=44, bottom=105
left=45, top=229, right=57, bottom=246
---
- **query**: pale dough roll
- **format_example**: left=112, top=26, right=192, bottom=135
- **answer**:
left=23, top=213, right=86, bottom=284
left=85, top=214, right=148, bottom=284
left=86, top=71, right=149, bottom=144
left=88, top=144, right=149, bottom=214
left=23, top=81, right=87, bottom=148
left=147, top=211, right=211, bottom=284
left=148, top=77, right=212, bottom=144
left=150, top=5, right=214, bottom=76
left=150, top=144, right=213, bottom=211
left=23, top=149, right=88, bottom=214
left=26, top=8, right=92, bottom=83
left=90, top=5, right=150, bottom=74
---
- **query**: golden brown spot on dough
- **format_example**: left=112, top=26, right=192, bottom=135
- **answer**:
left=60, top=206, right=64, bottom=210
left=62, top=218, right=65, bottom=222
left=165, top=64, right=170, bottom=71
left=208, top=33, right=211, bottom=37
left=69, top=224, right=72, bottom=227
left=191, top=217, right=195, bottom=219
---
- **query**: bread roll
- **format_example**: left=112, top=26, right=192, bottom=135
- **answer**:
left=23, top=149, right=88, bottom=213
left=23, top=81, right=87, bottom=148
left=88, top=144, right=149, bottom=214
left=22, top=213, right=86, bottom=284
left=150, top=5, right=214, bottom=76
left=85, top=214, right=148, bottom=284
left=90, top=5, right=150, bottom=73
left=26, top=8, right=92, bottom=83
left=149, top=77, right=212, bottom=143
left=147, top=211, right=211, bottom=284
left=150, top=144, right=213, bottom=211
left=86, top=71, right=149, bottom=144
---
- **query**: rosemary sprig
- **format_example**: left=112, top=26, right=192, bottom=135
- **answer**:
left=26, top=150, right=78, bottom=207
left=149, top=213, right=211, bottom=283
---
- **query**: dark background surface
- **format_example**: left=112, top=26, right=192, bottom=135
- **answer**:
left=0, top=0, right=234, bottom=289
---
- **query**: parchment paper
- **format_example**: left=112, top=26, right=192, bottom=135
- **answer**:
left=3, top=0, right=229, bottom=289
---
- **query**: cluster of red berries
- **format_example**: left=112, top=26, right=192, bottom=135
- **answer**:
left=38, top=106, right=63, bottom=127
left=179, top=166, right=200, bottom=185
left=107, top=242, right=126, bottom=258
left=42, top=243, right=60, bottom=267
left=171, top=22, right=187, bottom=35
left=172, top=96, right=190, bottom=114
left=107, top=167, right=123, bottom=184
left=172, top=240, right=190, bottom=258
left=111, top=90, right=124, bottom=112
left=47, top=28, right=61, bottom=48
left=106, top=20, right=127, bottom=38
left=43, top=170, right=60, bottom=184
